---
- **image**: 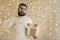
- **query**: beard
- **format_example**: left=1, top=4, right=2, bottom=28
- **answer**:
left=18, top=11, right=26, bottom=16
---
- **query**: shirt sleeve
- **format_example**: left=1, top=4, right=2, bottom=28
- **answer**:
left=3, top=18, right=14, bottom=29
left=26, top=17, right=33, bottom=28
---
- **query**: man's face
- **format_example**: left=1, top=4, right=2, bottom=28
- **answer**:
left=18, top=6, right=27, bottom=16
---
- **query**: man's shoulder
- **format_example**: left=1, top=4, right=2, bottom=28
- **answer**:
left=25, top=16, right=33, bottom=23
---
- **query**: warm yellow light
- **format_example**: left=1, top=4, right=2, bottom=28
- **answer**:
left=54, top=1, right=57, bottom=3
left=4, top=16, right=7, bottom=19
left=0, top=32, right=4, bottom=35
left=0, top=21, right=2, bottom=24
left=29, top=3, right=32, bottom=6
left=54, top=10, right=57, bottom=13
left=0, top=12, right=3, bottom=14
left=8, top=3, right=11, bottom=6
left=55, top=24, right=58, bottom=26
left=32, top=6, right=35, bottom=9
left=7, top=13, right=10, bottom=16
left=13, top=0, right=16, bottom=2
left=6, top=29, right=10, bottom=33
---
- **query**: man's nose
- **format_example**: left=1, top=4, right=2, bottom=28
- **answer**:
left=21, top=9, right=24, bottom=12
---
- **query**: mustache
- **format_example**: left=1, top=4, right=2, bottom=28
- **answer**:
left=18, top=11, right=26, bottom=16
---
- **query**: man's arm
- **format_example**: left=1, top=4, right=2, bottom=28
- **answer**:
left=3, top=18, right=14, bottom=29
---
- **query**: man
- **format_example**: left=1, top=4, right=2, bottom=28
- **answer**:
left=4, top=3, right=34, bottom=40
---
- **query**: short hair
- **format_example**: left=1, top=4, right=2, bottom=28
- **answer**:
left=19, top=3, right=27, bottom=8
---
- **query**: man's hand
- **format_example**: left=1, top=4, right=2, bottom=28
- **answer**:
left=33, top=35, right=37, bottom=39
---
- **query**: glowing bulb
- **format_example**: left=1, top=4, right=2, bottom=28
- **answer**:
left=32, top=6, right=35, bottom=9
left=54, top=1, right=57, bottom=3
left=13, top=0, right=16, bottom=2
left=54, top=10, right=57, bottom=13
left=7, top=13, right=10, bottom=16
left=0, top=21, right=2, bottom=24
left=55, top=24, right=58, bottom=26
left=0, top=12, right=3, bottom=14
left=8, top=3, right=11, bottom=6
left=30, top=3, right=32, bottom=5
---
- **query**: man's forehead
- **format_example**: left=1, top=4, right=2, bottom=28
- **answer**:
left=19, top=6, right=26, bottom=9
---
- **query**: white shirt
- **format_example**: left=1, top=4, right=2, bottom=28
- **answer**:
left=4, top=16, right=33, bottom=40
